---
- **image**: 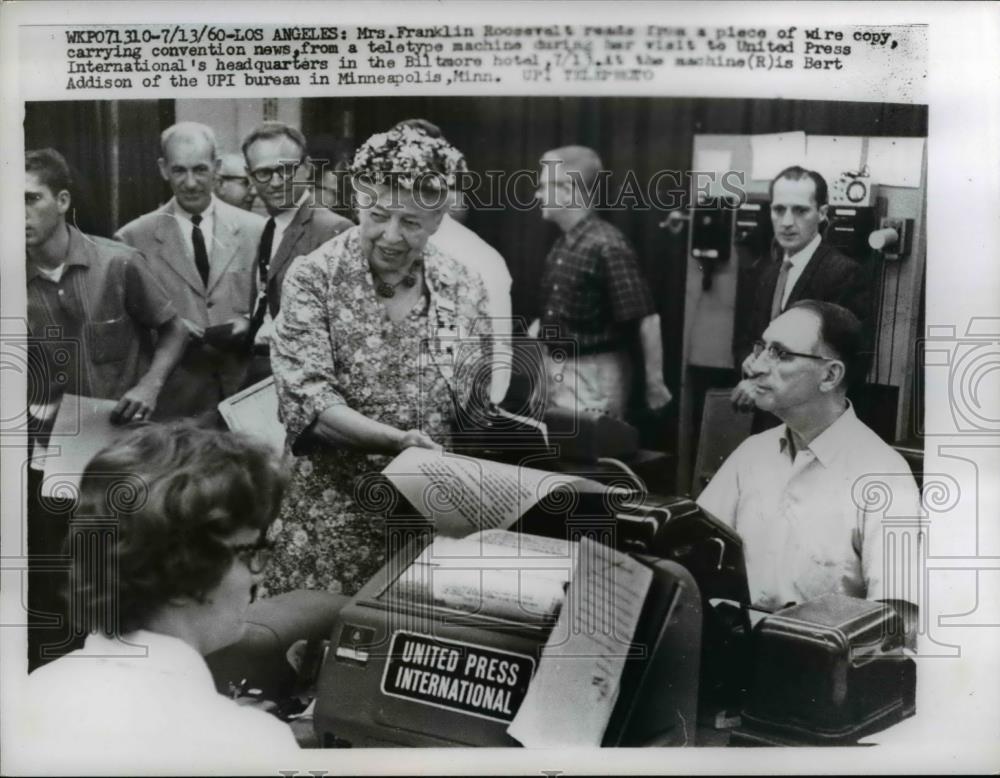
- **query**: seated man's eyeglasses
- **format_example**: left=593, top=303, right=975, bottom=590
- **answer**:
left=249, top=161, right=302, bottom=185
left=752, top=339, right=835, bottom=364
left=226, top=537, right=275, bottom=574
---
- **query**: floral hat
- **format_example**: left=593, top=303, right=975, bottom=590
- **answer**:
left=349, top=125, right=467, bottom=192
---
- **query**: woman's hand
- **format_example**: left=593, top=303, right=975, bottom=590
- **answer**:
left=397, top=429, right=442, bottom=452
left=311, top=406, right=442, bottom=455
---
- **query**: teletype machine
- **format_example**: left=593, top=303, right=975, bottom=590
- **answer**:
left=311, top=472, right=917, bottom=747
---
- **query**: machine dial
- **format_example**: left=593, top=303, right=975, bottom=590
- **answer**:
left=846, top=180, right=867, bottom=203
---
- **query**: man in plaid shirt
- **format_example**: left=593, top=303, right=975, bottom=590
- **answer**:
left=529, top=146, right=672, bottom=419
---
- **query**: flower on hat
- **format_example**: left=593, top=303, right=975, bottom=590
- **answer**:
left=350, top=125, right=468, bottom=192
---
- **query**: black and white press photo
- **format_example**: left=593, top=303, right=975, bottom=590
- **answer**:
left=1, top=2, right=997, bottom=776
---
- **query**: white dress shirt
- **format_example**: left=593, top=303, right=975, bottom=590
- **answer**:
left=171, top=196, right=218, bottom=267
left=18, top=630, right=299, bottom=773
left=697, top=404, right=923, bottom=611
left=429, top=213, right=514, bottom=404
left=266, top=192, right=308, bottom=261
left=780, top=231, right=822, bottom=309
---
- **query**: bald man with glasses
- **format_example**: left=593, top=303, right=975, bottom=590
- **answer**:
left=698, top=300, right=920, bottom=644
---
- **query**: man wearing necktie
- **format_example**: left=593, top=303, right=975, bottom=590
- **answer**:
left=115, top=122, right=265, bottom=421
left=731, top=166, right=870, bottom=418
left=240, top=122, right=353, bottom=386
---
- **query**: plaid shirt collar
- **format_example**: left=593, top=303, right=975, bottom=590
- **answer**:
left=559, top=211, right=599, bottom=251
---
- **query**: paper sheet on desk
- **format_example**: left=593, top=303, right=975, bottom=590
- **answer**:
left=385, top=532, right=575, bottom=622
left=41, top=395, right=125, bottom=498
left=382, top=447, right=590, bottom=538
left=507, top=538, right=653, bottom=747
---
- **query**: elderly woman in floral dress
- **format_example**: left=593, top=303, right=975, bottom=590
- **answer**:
left=263, top=126, right=491, bottom=596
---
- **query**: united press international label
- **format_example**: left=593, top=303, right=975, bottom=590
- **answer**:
left=380, top=631, right=535, bottom=723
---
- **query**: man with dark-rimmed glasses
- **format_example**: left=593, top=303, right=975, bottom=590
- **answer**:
left=240, top=122, right=352, bottom=384
left=698, top=300, right=920, bottom=644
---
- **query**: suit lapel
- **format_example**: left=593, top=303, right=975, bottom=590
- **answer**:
left=269, top=204, right=310, bottom=286
left=786, top=242, right=829, bottom=306
left=206, top=203, right=241, bottom=295
left=757, top=247, right=782, bottom=308
left=155, top=203, right=205, bottom=296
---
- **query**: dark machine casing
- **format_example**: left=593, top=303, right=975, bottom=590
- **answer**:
left=313, top=537, right=702, bottom=748
left=517, top=493, right=748, bottom=603
left=517, top=493, right=752, bottom=720
left=733, top=594, right=916, bottom=746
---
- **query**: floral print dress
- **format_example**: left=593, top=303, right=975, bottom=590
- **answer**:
left=263, top=227, right=490, bottom=596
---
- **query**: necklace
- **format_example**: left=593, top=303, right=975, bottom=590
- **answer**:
left=373, top=260, right=421, bottom=298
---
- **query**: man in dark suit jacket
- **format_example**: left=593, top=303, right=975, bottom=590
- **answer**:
left=115, top=122, right=265, bottom=421
left=242, top=122, right=353, bottom=358
left=732, top=166, right=870, bottom=412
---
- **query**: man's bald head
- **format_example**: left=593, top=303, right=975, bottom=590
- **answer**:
left=541, top=146, right=603, bottom=190
left=218, top=152, right=246, bottom=177
left=215, top=152, right=254, bottom=210
left=536, top=145, right=604, bottom=230
left=160, top=121, right=217, bottom=160
left=157, top=121, right=219, bottom=215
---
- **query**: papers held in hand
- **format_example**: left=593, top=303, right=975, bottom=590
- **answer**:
left=382, top=447, right=628, bottom=539
left=217, top=377, right=285, bottom=456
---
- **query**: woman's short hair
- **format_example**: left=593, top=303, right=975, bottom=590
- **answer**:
left=349, top=124, right=467, bottom=207
left=787, top=299, right=868, bottom=389
left=69, top=423, right=288, bottom=635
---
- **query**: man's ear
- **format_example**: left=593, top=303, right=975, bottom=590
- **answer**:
left=55, top=189, right=71, bottom=216
left=157, top=157, right=169, bottom=182
left=819, top=358, right=846, bottom=393
left=818, top=203, right=830, bottom=224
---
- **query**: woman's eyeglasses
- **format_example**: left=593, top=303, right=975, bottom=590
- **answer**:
left=752, top=339, right=834, bottom=364
left=227, top=538, right=275, bottom=574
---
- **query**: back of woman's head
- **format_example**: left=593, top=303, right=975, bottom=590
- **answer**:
left=70, top=423, right=288, bottom=634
